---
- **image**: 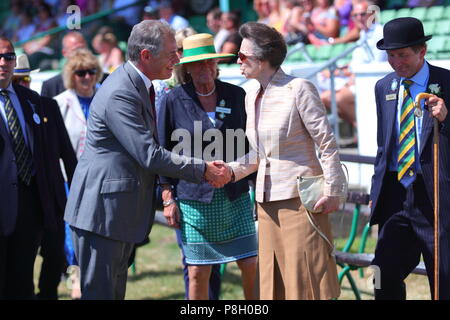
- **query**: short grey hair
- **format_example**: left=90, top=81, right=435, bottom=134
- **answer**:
left=126, top=20, right=174, bottom=62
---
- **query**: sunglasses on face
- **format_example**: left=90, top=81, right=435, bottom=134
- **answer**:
left=74, top=68, right=97, bottom=77
left=237, top=51, right=257, bottom=62
left=0, top=52, right=16, bottom=61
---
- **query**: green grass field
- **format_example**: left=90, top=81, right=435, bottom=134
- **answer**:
left=35, top=223, right=431, bottom=300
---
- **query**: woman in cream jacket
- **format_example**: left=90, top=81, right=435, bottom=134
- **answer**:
left=226, top=22, right=346, bottom=300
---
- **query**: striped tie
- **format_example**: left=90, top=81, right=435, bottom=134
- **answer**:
left=397, top=80, right=416, bottom=188
left=0, top=90, right=33, bottom=185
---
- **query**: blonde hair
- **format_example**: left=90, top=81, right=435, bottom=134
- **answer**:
left=63, top=48, right=103, bottom=90
left=173, top=27, right=197, bottom=85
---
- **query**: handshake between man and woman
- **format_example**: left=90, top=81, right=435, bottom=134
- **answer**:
left=203, top=160, right=234, bottom=188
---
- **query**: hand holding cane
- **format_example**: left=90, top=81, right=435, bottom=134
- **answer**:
left=415, top=92, right=439, bottom=300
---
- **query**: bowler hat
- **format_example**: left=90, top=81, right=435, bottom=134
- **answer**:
left=14, top=54, right=40, bottom=76
left=376, top=17, right=432, bottom=50
left=177, top=33, right=235, bottom=65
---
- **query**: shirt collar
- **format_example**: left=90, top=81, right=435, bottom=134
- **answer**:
left=402, top=60, right=429, bottom=87
left=129, top=60, right=153, bottom=91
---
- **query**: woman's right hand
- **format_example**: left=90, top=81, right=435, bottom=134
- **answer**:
left=163, top=202, right=180, bottom=229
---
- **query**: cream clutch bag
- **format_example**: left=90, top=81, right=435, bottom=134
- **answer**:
left=297, top=165, right=348, bottom=214
left=297, top=174, right=325, bottom=213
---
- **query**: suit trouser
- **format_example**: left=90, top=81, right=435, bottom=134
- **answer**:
left=71, top=226, right=134, bottom=300
left=37, top=217, right=66, bottom=300
left=372, top=173, right=450, bottom=300
left=0, top=178, right=43, bottom=299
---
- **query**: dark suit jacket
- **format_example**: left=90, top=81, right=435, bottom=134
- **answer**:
left=41, top=73, right=109, bottom=98
left=370, top=63, right=450, bottom=227
left=158, top=80, right=253, bottom=203
left=39, top=96, right=77, bottom=220
left=0, top=84, right=55, bottom=236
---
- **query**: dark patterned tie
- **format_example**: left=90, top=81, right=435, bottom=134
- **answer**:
left=397, top=79, right=416, bottom=188
left=1, top=90, right=33, bottom=185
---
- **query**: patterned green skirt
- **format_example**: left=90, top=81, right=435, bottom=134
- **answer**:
left=178, top=188, right=257, bottom=265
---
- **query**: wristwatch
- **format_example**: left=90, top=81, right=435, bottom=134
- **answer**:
left=162, top=199, right=175, bottom=207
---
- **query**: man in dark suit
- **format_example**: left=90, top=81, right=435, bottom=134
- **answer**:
left=40, top=31, right=87, bottom=98
left=369, top=18, right=450, bottom=300
left=0, top=36, right=56, bottom=299
left=12, top=54, right=78, bottom=299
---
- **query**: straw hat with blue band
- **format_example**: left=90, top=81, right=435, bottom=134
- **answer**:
left=14, top=54, right=40, bottom=76
left=177, top=33, right=235, bottom=65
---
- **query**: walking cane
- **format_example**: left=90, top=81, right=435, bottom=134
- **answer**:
left=416, top=93, right=439, bottom=300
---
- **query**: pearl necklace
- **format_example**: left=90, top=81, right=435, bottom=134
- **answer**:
left=195, top=84, right=216, bottom=97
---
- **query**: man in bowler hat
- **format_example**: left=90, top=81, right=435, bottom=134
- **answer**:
left=369, top=17, right=450, bottom=299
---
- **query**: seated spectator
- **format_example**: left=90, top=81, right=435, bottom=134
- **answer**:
left=283, top=0, right=314, bottom=44
left=280, top=0, right=301, bottom=37
left=23, top=3, right=58, bottom=70
left=142, top=3, right=159, bottom=20
left=158, top=0, right=189, bottom=31
left=307, top=0, right=340, bottom=46
left=13, top=9, right=36, bottom=43
left=318, top=0, right=387, bottom=129
left=112, top=0, right=144, bottom=41
left=335, top=0, right=354, bottom=34
left=207, top=7, right=222, bottom=35
left=267, top=0, right=284, bottom=32
left=253, top=0, right=271, bottom=24
left=92, top=27, right=124, bottom=73
left=1, top=0, right=22, bottom=39
left=219, top=11, right=242, bottom=64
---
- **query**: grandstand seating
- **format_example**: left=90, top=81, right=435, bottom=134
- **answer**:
left=286, top=5, right=450, bottom=65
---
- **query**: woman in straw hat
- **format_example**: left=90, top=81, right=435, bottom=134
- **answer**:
left=157, top=33, right=257, bottom=300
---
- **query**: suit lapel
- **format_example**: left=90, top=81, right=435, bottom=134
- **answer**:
left=14, top=85, right=36, bottom=154
left=123, top=62, right=157, bottom=140
left=384, top=75, right=401, bottom=154
left=419, top=64, right=437, bottom=155
left=244, top=89, right=258, bottom=153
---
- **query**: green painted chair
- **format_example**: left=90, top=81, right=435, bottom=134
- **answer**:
left=380, top=9, right=397, bottom=25
left=422, top=21, right=436, bottom=36
left=409, top=7, right=427, bottom=21
left=396, top=8, right=411, bottom=19
left=424, top=6, right=445, bottom=21
left=434, top=19, right=450, bottom=36
left=315, top=44, right=333, bottom=62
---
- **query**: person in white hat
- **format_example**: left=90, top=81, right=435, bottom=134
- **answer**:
left=11, top=54, right=39, bottom=88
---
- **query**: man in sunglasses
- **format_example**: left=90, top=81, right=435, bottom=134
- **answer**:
left=0, top=36, right=60, bottom=299
left=12, top=53, right=78, bottom=300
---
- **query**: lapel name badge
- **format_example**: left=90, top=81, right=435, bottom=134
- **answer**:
left=216, top=107, right=231, bottom=114
left=386, top=94, right=397, bottom=101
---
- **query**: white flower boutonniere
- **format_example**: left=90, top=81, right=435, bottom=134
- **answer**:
left=391, top=79, right=398, bottom=92
left=428, top=83, right=441, bottom=96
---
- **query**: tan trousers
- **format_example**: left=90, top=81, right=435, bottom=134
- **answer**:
left=257, top=197, right=340, bottom=300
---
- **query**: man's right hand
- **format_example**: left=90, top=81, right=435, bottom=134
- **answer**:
left=204, top=161, right=231, bottom=188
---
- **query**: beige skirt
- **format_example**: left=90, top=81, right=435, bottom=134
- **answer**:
left=257, top=197, right=340, bottom=300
